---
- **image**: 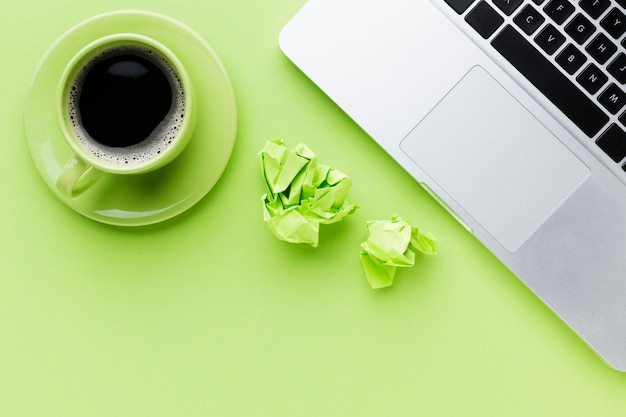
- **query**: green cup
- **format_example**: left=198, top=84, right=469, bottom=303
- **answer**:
left=56, top=33, right=196, bottom=198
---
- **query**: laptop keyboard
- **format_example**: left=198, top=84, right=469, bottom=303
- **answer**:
left=444, top=0, right=626, bottom=169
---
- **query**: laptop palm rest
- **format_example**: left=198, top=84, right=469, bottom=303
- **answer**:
left=400, top=66, right=590, bottom=252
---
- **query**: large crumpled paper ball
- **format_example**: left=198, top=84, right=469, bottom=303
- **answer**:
left=259, top=139, right=358, bottom=247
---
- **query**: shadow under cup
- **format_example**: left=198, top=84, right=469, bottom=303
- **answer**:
left=56, top=33, right=196, bottom=198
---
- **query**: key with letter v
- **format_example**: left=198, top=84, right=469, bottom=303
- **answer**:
left=535, top=23, right=566, bottom=55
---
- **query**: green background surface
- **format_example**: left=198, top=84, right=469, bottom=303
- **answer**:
left=2, top=0, right=625, bottom=415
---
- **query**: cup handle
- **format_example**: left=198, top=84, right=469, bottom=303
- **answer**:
left=56, top=155, right=103, bottom=198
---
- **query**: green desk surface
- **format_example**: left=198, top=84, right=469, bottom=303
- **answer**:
left=2, top=1, right=625, bottom=415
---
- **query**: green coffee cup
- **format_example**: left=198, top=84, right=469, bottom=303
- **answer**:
left=56, top=33, right=196, bottom=198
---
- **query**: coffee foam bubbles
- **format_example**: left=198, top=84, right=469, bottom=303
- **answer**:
left=67, top=44, right=186, bottom=166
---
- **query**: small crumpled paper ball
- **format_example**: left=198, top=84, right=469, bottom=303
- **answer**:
left=258, top=139, right=358, bottom=247
left=360, top=216, right=437, bottom=289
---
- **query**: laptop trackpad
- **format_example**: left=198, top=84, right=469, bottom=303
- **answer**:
left=400, top=66, right=590, bottom=252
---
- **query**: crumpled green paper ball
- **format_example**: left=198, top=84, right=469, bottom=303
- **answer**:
left=360, top=216, right=437, bottom=289
left=259, top=139, right=358, bottom=247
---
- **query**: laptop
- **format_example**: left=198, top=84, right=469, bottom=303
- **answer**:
left=279, top=0, right=626, bottom=371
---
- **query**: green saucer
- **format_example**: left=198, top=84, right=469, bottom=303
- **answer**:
left=24, top=10, right=237, bottom=226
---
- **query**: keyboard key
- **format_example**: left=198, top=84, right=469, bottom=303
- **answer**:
left=535, top=24, right=566, bottom=54
left=617, top=0, right=626, bottom=8
left=544, top=0, right=575, bottom=24
left=577, top=63, right=609, bottom=94
left=601, top=8, right=626, bottom=39
left=493, top=0, right=523, bottom=15
left=565, top=14, right=596, bottom=44
left=597, top=124, right=626, bottom=162
left=556, top=43, right=587, bottom=74
left=619, top=110, right=626, bottom=127
left=465, top=1, right=505, bottom=39
left=586, top=33, right=618, bottom=65
left=579, top=0, right=611, bottom=19
left=608, top=53, right=626, bottom=84
left=492, top=26, right=609, bottom=137
left=445, top=0, right=476, bottom=14
left=514, top=4, right=545, bottom=34
left=599, top=83, right=626, bottom=114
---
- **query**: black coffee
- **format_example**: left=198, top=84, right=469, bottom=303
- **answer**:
left=79, top=53, right=172, bottom=147
left=68, top=44, right=185, bottom=165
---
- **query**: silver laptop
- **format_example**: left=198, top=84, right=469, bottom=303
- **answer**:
left=279, top=0, right=626, bottom=371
